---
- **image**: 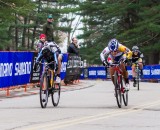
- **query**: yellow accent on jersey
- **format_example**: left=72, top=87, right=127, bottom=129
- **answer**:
left=118, top=45, right=132, bottom=59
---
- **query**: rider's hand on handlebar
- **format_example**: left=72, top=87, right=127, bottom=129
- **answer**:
left=103, top=61, right=109, bottom=66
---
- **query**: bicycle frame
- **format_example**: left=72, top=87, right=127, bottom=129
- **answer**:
left=112, top=63, right=125, bottom=94
left=110, top=60, right=128, bottom=108
left=134, top=61, right=140, bottom=90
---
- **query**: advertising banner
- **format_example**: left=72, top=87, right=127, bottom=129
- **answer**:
left=60, top=53, right=68, bottom=80
left=88, top=67, right=107, bottom=79
left=0, top=52, right=33, bottom=88
left=150, top=65, right=160, bottom=79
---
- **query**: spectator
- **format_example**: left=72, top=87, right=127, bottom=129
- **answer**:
left=43, top=14, right=54, bottom=42
left=67, top=37, right=79, bottom=55
left=36, top=34, right=47, bottom=53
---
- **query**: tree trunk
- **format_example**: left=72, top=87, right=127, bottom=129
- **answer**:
left=22, top=17, right=28, bottom=48
left=148, top=52, right=160, bottom=65
left=15, top=13, right=18, bottom=51
left=31, top=0, right=41, bottom=49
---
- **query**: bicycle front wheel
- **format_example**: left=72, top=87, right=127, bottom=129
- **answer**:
left=51, top=83, right=61, bottom=107
left=40, top=73, right=49, bottom=108
left=114, top=71, right=122, bottom=108
left=122, top=78, right=128, bottom=106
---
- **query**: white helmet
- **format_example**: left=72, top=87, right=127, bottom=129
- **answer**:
left=108, top=39, right=119, bottom=51
left=132, top=46, right=139, bottom=51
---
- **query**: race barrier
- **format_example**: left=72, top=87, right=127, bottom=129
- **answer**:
left=81, top=65, right=160, bottom=80
left=0, top=52, right=81, bottom=89
left=63, top=54, right=82, bottom=85
left=1, top=51, right=160, bottom=96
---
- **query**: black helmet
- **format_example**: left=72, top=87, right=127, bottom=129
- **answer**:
left=42, top=46, right=51, bottom=56
left=132, top=46, right=139, bottom=51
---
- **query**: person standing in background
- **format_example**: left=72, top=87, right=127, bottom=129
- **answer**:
left=43, top=14, right=54, bottom=42
left=67, top=37, right=79, bottom=55
left=36, top=34, right=47, bottom=53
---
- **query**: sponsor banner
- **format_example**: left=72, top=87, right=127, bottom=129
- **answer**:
left=29, top=52, right=43, bottom=83
left=127, top=66, right=152, bottom=79
left=60, top=53, right=68, bottom=80
left=0, top=52, right=33, bottom=88
left=150, top=65, right=160, bottom=79
left=87, top=65, right=160, bottom=80
left=88, top=67, right=107, bottom=79
left=143, top=66, right=151, bottom=79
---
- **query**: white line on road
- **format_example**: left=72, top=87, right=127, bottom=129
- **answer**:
left=18, top=100, right=160, bottom=130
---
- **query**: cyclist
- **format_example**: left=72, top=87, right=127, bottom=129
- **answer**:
left=34, top=41, right=62, bottom=83
left=131, top=46, right=144, bottom=87
left=100, top=38, right=132, bottom=90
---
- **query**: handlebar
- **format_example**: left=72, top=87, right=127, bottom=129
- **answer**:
left=106, top=58, right=126, bottom=68
left=37, top=61, right=55, bottom=69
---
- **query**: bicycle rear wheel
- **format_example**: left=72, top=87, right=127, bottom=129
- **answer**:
left=114, top=71, right=122, bottom=108
left=40, top=73, right=49, bottom=108
left=51, top=83, right=61, bottom=107
left=122, top=78, right=128, bottom=106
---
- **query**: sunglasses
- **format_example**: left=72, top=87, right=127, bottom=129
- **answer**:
left=111, top=50, right=117, bottom=52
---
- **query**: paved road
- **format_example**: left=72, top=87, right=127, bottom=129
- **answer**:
left=0, top=80, right=160, bottom=130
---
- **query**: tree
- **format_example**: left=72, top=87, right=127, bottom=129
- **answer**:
left=78, top=0, right=160, bottom=65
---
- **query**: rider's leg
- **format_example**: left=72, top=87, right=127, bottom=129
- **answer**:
left=53, top=52, right=61, bottom=83
left=57, top=54, right=62, bottom=76
left=132, top=64, right=136, bottom=83
left=109, top=67, right=115, bottom=85
left=138, top=58, right=143, bottom=76
left=120, top=63, right=129, bottom=84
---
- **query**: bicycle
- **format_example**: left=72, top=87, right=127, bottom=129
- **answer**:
left=109, top=60, right=128, bottom=108
left=38, top=61, right=61, bottom=108
left=133, top=61, right=141, bottom=90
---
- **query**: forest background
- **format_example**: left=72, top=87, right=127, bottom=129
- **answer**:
left=0, top=0, right=159, bottom=65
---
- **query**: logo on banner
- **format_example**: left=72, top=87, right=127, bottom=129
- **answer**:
left=0, top=63, right=13, bottom=77
left=0, top=62, right=31, bottom=77
left=89, top=70, right=96, bottom=76
left=97, top=70, right=106, bottom=76
left=61, top=62, right=67, bottom=72
left=151, top=69, right=160, bottom=75
left=15, top=62, right=31, bottom=76
left=143, top=69, right=150, bottom=75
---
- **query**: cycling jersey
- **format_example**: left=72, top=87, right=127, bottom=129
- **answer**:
left=132, top=51, right=144, bottom=63
left=36, top=41, right=61, bottom=65
left=100, top=43, right=132, bottom=63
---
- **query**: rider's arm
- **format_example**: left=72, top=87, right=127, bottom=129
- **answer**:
left=118, top=44, right=132, bottom=59
left=53, top=52, right=58, bottom=65
left=140, top=52, right=144, bottom=59
left=36, top=50, right=43, bottom=62
left=100, top=47, right=110, bottom=62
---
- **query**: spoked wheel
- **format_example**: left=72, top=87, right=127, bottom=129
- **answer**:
left=40, top=73, right=49, bottom=108
left=122, top=78, right=128, bottom=106
left=51, top=83, right=61, bottom=107
left=114, top=72, right=122, bottom=108
left=136, top=69, right=140, bottom=91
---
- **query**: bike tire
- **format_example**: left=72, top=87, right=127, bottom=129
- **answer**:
left=136, top=69, right=140, bottom=91
left=51, top=83, right=61, bottom=107
left=40, top=72, right=49, bottom=108
left=122, top=78, right=128, bottom=106
left=114, top=71, right=122, bottom=108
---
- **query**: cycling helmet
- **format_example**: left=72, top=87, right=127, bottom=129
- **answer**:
left=132, top=46, right=139, bottom=51
left=42, top=46, right=51, bottom=56
left=108, top=39, right=119, bottom=51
